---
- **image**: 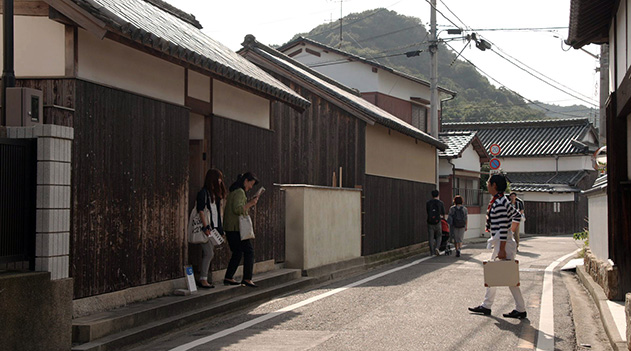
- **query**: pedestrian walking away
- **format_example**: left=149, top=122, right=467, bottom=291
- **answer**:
left=469, top=174, right=526, bottom=319
left=426, top=189, right=445, bottom=256
left=195, top=169, right=227, bottom=289
left=223, top=172, right=261, bottom=288
left=447, top=195, right=467, bottom=257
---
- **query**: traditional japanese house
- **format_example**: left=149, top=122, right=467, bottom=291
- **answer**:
left=2, top=0, right=309, bottom=301
left=438, top=131, right=490, bottom=238
left=443, top=118, right=599, bottom=235
left=240, top=35, right=447, bottom=255
left=567, top=0, right=631, bottom=299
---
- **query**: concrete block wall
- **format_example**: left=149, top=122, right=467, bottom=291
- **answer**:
left=7, top=124, right=73, bottom=280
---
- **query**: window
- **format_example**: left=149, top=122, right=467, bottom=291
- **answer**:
left=553, top=202, right=561, bottom=213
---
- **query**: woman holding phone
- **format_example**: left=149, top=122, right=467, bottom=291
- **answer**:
left=223, top=172, right=261, bottom=287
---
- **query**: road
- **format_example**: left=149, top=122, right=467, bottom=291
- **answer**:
left=130, top=236, right=612, bottom=351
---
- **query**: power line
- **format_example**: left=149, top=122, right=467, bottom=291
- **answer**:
left=437, top=0, right=469, bottom=30
left=423, top=0, right=462, bottom=30
left=468, top=27, right=567, bottom=32
left=484, top=41, right=597, bottom=107
left=442, top=42, right=592, bottom=118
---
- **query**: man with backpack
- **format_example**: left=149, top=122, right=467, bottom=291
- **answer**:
left=426, top=190, right=445, bottom=256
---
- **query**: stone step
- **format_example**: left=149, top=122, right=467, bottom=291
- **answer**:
left=72, top=269, right=307, bottom=350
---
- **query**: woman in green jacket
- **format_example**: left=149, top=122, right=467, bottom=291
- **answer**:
left=223, top=172, right=260, bottom=287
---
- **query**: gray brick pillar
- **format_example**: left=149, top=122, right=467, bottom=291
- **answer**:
left=7, top=125, right=73, bottom=280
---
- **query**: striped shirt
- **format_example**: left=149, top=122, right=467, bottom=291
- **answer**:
left=487, top=195, right=522, bottom=241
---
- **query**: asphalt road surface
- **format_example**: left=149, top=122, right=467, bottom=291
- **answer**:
left=130, top=235, right=613, bottom=351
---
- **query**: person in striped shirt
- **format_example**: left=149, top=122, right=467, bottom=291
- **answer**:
left=469, top=173, right=526, bottom=319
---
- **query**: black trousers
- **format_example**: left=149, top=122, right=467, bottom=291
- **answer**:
left=224, top=231, right=254, bottom=281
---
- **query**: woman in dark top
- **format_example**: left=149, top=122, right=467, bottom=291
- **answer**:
left=223, top=172, right=260, bottom=287
left=196, top=168, right=226, bottom=288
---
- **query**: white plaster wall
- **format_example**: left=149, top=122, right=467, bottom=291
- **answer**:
left=522, top=192, right=575, bottom=202
left=588, top=192, right=609, bottom=260
left=212, top=80, right=270, bottom=129
left=292, top=46, right=379, bottom=92
left=366, top=124, right=435, bottom=183
left=439, top=159, right=453, bottom=177
left=463, top=213, right=485, bottom=240
left=499, top=156, right=592, bottom=172
left=189, top=113, right=204, bottom=140
left=78, top=30, right=185, bottom=105
left=376, top=71, right=432, bottom=104
left=283, top=186, right=362, bottom=270
left=452, top=145, right=481, bottom=173
left=0, top=16, right=65, bottom=77
left=188, top=70, right=210, bottom=102
left=610, top=23, right=616, bottom=93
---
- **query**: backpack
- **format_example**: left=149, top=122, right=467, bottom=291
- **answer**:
left=452, top=206, right=466, bottom=228
left=428, top=201, right=441, bottom=224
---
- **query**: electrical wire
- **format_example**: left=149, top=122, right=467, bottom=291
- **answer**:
left=443, top=42, right=592, bottom=118
left=438, top=0, right=469, bottom=30
left=485, top=42, right=597, bottom=107
left=423, top=0, right=462, bottom=30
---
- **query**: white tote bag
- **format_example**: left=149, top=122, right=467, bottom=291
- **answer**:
left=239, top=215, right=255, bottom=241
left=188, top=206, right=210, bottom=244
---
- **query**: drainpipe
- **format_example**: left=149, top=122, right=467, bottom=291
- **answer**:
left=1, top=0, right=16, bottom=126
left=546, top=155, right=560, bottom=183
left=448, top=158, right=456, bottom=201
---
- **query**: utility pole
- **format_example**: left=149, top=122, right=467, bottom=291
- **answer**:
left=429, top=0, right=439, bottom=185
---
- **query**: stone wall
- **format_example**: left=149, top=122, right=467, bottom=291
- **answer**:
left=584, top=249, right=622, bottom=300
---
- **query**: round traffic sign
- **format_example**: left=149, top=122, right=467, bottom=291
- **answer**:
left=489, top=144, right=501, bottom=156
left=489, top=158, right=501, bottom=170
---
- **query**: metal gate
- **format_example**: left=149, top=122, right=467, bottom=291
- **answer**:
left=0, top=138, right=36, bottom=269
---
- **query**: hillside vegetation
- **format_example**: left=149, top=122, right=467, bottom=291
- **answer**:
left=286, top=9, right=595, bottom=122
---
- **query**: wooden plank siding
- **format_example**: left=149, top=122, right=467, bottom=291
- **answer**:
left=72, top=80, right=189, bottom=298
left=210, top=115, right=284, bottom=266
left=524, top=201, right=583, bottom=235
left=363, top=175, right=434, bottom=256
left=15, top=78, right=75, bottom=127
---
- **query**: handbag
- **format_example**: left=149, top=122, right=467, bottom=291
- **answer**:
left=239, top=215, right=255, bottom=240
left=188, top=206, right=210, bottom=244
left=483, top=259, right=520, bottom=287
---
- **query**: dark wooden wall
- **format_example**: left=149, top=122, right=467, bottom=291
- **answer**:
left=607, top=89, right=631, bottom=296
left=16, top=79, right=75, bottom=127
left=71, top=80, right=189, bottom=298
left=363, top=175, right=434, bottom=256
left=210, top=116, right=284, bottom=266
left=524, top=200, right=582, bottom=235
left=272, top=82, right=366, bottom=187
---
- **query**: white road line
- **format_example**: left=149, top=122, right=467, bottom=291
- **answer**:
left=535, top=250, right=579, bottom=351
left=169, top=254, right=435, bottom=351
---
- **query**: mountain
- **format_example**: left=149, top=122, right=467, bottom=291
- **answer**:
left=284, top=9, right=595, bottom=123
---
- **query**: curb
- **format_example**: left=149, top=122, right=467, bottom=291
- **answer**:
left=576, top=265, right=629, bottom=351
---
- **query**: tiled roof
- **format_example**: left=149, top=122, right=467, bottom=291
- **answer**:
left=240, top=35, right=446, bottom=150
left=277, top=37, right=457, bottom=98
left=65, top=0, right=310, bottom=109
left=438, top=131, right=488, bottom=160
left=442, top=118, right=597, bottom=157
left=506, top=171, right=587, bottom=193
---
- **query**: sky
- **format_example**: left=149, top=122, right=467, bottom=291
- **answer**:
left=165, top=0, right=601, bottom=110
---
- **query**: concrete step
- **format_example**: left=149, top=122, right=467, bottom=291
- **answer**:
left=72, top=269, right=308, bottom=351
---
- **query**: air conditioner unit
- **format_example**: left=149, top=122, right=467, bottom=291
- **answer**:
left=6, top=87, right=43, bottom=127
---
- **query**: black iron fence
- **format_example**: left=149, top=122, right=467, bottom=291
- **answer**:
left=0, top=138, right=36, bottom=268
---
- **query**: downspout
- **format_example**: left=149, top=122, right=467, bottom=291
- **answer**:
left=1, top=0, right=16, bottom=126
left=546, top=155, right=560, bottom=183
left=448, top=158, right=456, bottom=201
